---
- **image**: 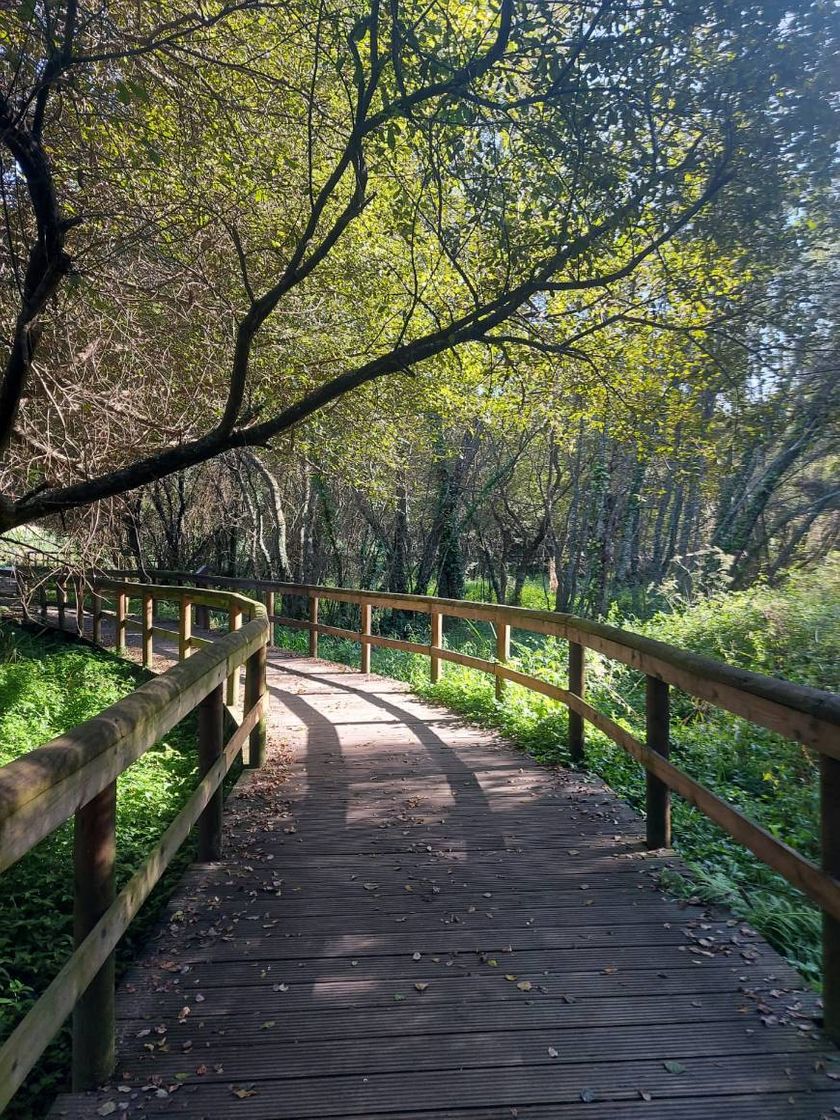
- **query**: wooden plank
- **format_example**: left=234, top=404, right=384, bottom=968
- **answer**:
left=432, top=644, right=494, bottom=673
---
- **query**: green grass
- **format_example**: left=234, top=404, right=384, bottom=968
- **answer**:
left=0, top=623, right=215, bottom=1118
left=275, top=559, right=839, bottom=986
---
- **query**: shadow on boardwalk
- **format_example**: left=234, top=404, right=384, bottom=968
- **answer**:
left=49, top=650, right=839, bottom=1119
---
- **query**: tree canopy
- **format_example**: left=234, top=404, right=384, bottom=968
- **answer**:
left=1, top=0, right=835, bottom=540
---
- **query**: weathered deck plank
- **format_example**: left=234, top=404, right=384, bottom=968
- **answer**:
left=49, top=652, right=838, bottom=1119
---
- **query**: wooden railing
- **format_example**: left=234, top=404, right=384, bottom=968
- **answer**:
left=118, top=569, right=840, bottom=1036
left=0, top=576, right=268, bottom=1110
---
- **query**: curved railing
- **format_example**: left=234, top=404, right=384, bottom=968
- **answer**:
left=112, top=569, right=840, bottom=1035
left=0, top=577, right=269, bottom=1110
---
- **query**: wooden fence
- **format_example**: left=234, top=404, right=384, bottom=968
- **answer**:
left=121, top=569, right=840, bottom=1037
left=0, top=577, right=268, bottom=1111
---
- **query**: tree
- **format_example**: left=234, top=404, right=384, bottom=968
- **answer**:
left=1, top=0, right=832, bottom=536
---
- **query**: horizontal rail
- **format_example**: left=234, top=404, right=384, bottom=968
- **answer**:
left=0, top=697, right=264, bottom=1110
left=0, top=620, right=265, bottom=872
left=116, top=569, right=840, bottom=755
left=1, top=575, right=270, bottom=1105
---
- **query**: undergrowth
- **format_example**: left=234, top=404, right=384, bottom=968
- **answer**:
left=277, top=561, right=838, bottom=986
left=0, top=623, right=214, bottom=1119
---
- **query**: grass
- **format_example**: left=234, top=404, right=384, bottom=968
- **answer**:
left=275, top=560, right=839, bottom=986
left=0, top=623, right=217, bottom=1119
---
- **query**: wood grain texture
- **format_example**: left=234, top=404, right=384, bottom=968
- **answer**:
left=48, top=652, right=839, bottom=1120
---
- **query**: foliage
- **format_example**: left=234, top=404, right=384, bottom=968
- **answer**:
left=0, top=1, right=836, bottom=539
left=275, top=562, right=838, bottom=982
left=0, top=625, right=205, bottom=1119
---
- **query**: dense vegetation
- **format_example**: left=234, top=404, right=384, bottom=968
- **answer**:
left=0, top=625, right=206, bottom=1119
left=275, top=562, right=840, bottom=982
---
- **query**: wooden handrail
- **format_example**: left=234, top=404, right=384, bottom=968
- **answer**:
left=98, top=568, right=840, bottom=1039
left=110, top=569, right=840, bottom=753
left=0, top=576, right=269, bottom=1110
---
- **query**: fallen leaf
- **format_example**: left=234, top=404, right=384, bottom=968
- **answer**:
left=394, top=993, right=406, bottom=1001
left=505, top=974, right=517, bottom=981
left=261, top=1020, right=276, bottom=1030
left=548, top=1047, right=559, bottom=1058
left=580, top=1088, right=596, bottom=1102
left=96, top=1104, right=116, bottom=1117
left=232, top=1086, right=258, bottom=1099
left=415, top=982, right=429, bottom=992
left=412, top=952, right=421, bottom=961
left=663, top=1060, right=685, bottom=1075
left=517, top=981, right=533, bottom=992
left=639, top=1089, right=652, bottom=1101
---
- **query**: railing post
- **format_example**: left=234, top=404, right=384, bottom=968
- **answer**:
left=116, top=590, right=127, bottom=654
left=72, top=781, right=116, bottom=1090
left=56, top=578, right=66, bottom=630
left=245, top=644, right=268, bottom=768
left=179, top=593, right=192, bottom=660
left=142, top=592, right=154, bottom=668
left=227, top=603, right=242, bottom=705
left=822, top=756, right=840, bottom=1042
left=195, top=571, right=211, bottom=630
left=360, top=600, right=371, bottom=674
left=92, top=590, right=102, bottom=645
left=495, top=618, right=510, bottom=700
left=265, top=591, right=275, bottom=647
left=39, top=581, right=48, bottom=620
left=568, top=641, right=585, bottom=764
left=645, top=675, right=671, bottom=849
left=197, top=684, right=224, bottom=860
left=430, top=610, right=443, bottom=683
left=308, top=594, right=319, bottom=659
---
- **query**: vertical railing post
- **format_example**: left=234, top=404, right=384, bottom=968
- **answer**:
left=495, top=617, right=510, bottom=700
left=195, top=573, right=210, bottom=631
left=39, top=581, right=48, bottom=620
left=72, top=781, right=116, bottom=1090
left=92, top=590, right=102, bottom=645
left=116, top=590, right=127, bottom=654
left=56, top=577, right=66, bottom=630
left=360, top=600, right=372, bottom=674
left=645, top=675, right=671, bottom=849
left=245, top=643, right=268, bottom=768
left=308, top=595, right=319, bottom=659
left=430, top=610, right=443, bottom=683
left=142, top=592, right=154, bottom=668
left=197, top=684, right=224, bottom=860
left=265, top=591, right=275, bottom=647
left=822, top=756, right=840, bottom=1042
left=179, top=593, right=192, bottom=660
left=568, top=641, right=585, bottom=764
left=227, top=603, right=242, bottom=705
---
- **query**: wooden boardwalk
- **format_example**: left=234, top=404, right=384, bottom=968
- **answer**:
left=50, top=650, right=839, bottom=1119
